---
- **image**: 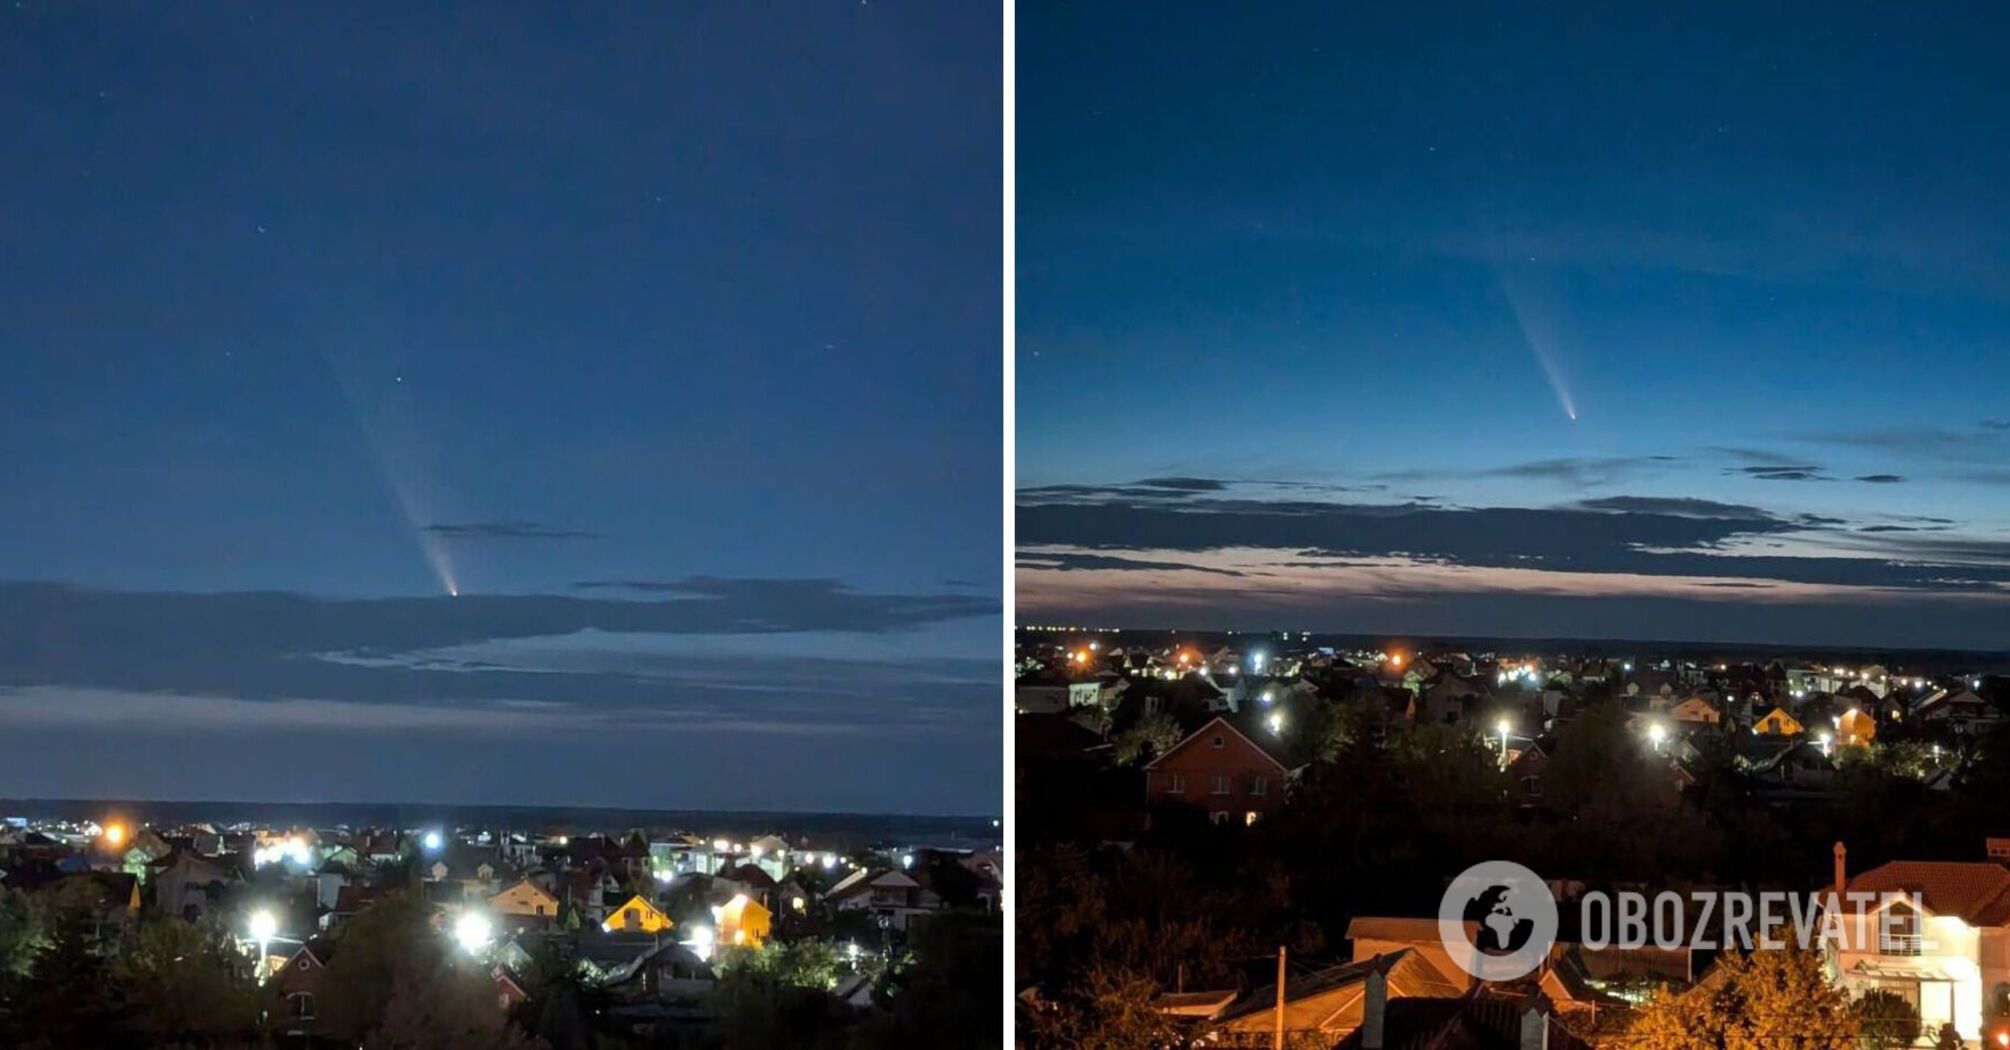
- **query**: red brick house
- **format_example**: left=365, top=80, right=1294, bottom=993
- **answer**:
left=267, top=941, right=331, bottom=1040
left=1144, top=716, right=1289, bottom=824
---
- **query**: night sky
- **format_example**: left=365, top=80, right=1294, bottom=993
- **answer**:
left=1018, top=3, right=2010, bottom=649
left=0, top=4, right=1001, bottom=813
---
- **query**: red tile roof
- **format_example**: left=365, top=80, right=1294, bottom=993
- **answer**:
left=1846, top=861, right=2010, bottom=926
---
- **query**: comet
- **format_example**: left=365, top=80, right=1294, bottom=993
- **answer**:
left=1495, top=265, right=1579, bottom=423
left=318, top=347, right=461, bottom=597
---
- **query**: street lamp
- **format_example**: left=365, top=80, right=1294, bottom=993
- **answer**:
left=1647, top=722, right=1667, bottom=752
left=452, top=911, right=493, bottom=955
left=1496, top=718, right=1512, bottom=769
left=248, top=909, right=277, bottom=983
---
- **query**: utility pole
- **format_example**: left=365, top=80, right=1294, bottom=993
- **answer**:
left=1273, top=945, right=1286, bottom=1050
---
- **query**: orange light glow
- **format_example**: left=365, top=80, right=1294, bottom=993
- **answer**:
left=102, top=822, right=127, bottom=848
left=1388, top=653, right=1406, bottom=668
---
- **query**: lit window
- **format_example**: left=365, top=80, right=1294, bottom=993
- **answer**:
left=1245, top=811, right=1259, bottom=826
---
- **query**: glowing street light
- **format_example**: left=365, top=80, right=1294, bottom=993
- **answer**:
left=686, top=924, right=716, bottom=961
left=1496, top=718, right=1512, bottom=769
left=1816, top=730, right=1833, bottom=757
left=421, top=830, right=443, bottom=853
left=102, top=821, right=128, bottom=849
left=1646, top=722, right=1667, bottom=752
left=1266, top=711, right=1284, bottom=735
left=452, top=911, right=493, bottom=955
left=248, top=909, right=277, bottom=983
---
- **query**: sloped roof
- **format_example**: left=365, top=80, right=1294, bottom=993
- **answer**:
left=1144, top=715, right=1287, bottom=774
left=1210, top=950, right=1463, bottom=1027
left=1846, top=861, right=2010, bottom=926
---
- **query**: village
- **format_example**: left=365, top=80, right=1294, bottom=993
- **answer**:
left=0, top=814, right=1002, bottom=1047
left=1016, top=630, right=2010, bottom=1047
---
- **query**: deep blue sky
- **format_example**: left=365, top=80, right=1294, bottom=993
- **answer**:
left=0, top=3, right=1001, bottom=813
left=1019, top=3, right=2010, bottom=648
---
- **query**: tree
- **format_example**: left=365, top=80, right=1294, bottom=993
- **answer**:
left=0, top=885, right=42, bottom=992
left=5, top=900, right=130, bottom=1049
left=317, top=893, right=437, bottom=1042
left=365, top=959, right=547, bottom=1050
left=711, top=967, right=853, bottom=1050
left=851, top=911, right=1002, bottom=1050
left=1113, top=711, right=1182, bottom=765
left=717, top=938, right=848, bottom=991
left=1851, top=987, right=1920, bottom=1049
left=1621, top=949, right=1858, bottom=1049
left=511, top=935, right=599, bottom=1050
left=1021, top=966, right=1185, bottom=1050
left=114, top=917, right=261, bottom=1045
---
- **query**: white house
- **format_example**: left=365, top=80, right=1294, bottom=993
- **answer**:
left=827, top=868, right=943, bottom=931
left=1828, top=848, right=2010, bottom=1043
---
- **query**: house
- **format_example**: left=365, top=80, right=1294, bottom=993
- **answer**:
left=149, top=849, right=238, bottom=922
left=425, top=841, right=504, bottom=894
left=1917, top=688, right=2001, bottom=733
left=828, top=868, right=944, bottom=931
left=1203, top=950, right=1464, bottom=1046
left=1014, top=673, right=1079, bottom=715
left=1668, top=694, right=1721, bottom=725
left=1143, top=716, right=1290, bottom=825
left=489, top=877, right=561, bottom=929
left=1826, top=843, right=2010, bottom=1044
left=715, top=893, right=771, bottom=948
left=602, top=938, right=715, bottom=1004
left=267, top=941, right=333, bottom=1039
left=1752, top=706, right=1804, bottom=737
left=1746, top=740, right=1837, bottom=799
left=1507, top=744, right=1550, bottom=808
left=493, top=967, right=529, bottom=1012
left=603, top=894, right=675, bottom=934
left=1329, top=975, right=1593, bottom=1050
left=1418, top=673, right=1484, bottom=724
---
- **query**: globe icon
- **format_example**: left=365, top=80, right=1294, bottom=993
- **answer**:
left=1439, top=861, right=1558, bottom=981
left=1465, top=885, right=1535, bottom=954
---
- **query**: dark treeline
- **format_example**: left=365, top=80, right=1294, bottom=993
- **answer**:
left=0, top=882, right=1000, bottom=1050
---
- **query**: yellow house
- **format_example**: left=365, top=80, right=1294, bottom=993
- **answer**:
left=603, top=894, right=674, bottom=934
left=716, top=894, right=771, bottom=947
left=489, top=878, right=560, bottom=920
left=1753, top=707, right=1804, bottom=737
left=1837, top=707, right=1878, bottom=748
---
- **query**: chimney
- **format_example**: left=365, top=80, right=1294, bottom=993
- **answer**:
left=1361, top=968, right=1387, bottom=1050
left=1833, top=841, right=1848, bottom=896
left=1519, top=1005, right=1549, bottom=1050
